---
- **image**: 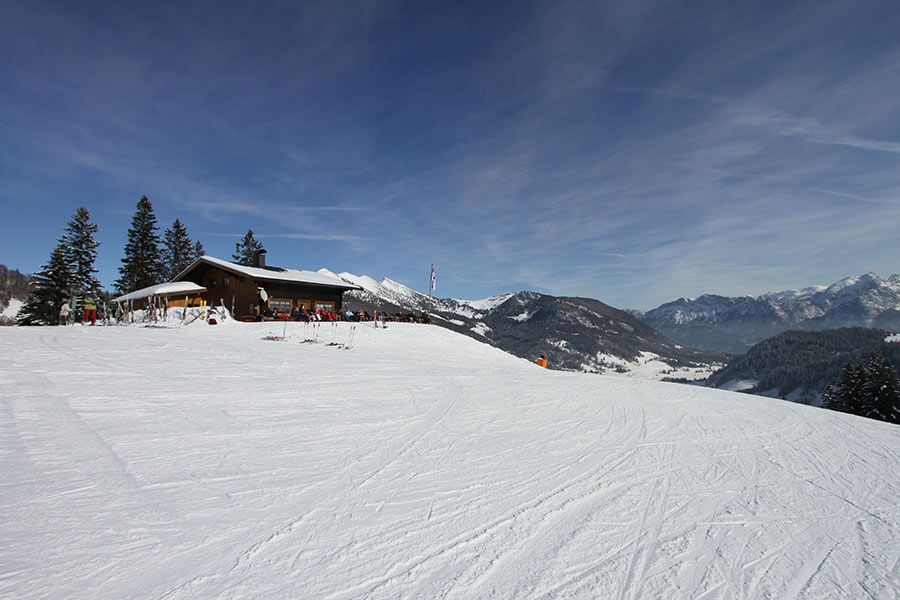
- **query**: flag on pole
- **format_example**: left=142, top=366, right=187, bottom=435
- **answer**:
left=430, top=264, right=436, bottom=295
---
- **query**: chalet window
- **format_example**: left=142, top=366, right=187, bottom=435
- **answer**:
left=269, top=299, right=291, bottom=313
left=223, top=276, right=231, bottom=286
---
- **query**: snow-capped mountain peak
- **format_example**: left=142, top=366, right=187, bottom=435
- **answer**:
left=641, top=272, right=900, bottom=353
left=821, top=272, right=883, bottom=297
left=456, top=293, right=515, bottom=312
left=337, top=272, right=382, bottom=296
left=380, top=277, right=430, bottom=299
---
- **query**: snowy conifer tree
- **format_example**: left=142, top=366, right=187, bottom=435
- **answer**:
left=825, top=363, right=864, bottom=414
left=232, top=229, right=264, bottom=265
left=825, top=357, right=899, bottom=423
left=115, top=196, right=165, bottom=293
left=861, top=354, right=899, bottom=423
left=821, top=383, right=839, bottom=410
left=162, top=219, right=196, bottom=279
left=17, top=242, right=72, bottom=325
left=63, top=206, right=101, bottom=293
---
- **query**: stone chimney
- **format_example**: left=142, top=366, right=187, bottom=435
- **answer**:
left=256, top=249, right=267, bottom=268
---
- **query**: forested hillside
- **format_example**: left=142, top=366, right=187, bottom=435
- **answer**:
left=0, top=263, right=32, bottom=325
left=706, top=328, right=900, bottom=403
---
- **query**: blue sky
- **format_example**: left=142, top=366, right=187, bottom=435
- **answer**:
left=1, top=0, right=899, bottom=308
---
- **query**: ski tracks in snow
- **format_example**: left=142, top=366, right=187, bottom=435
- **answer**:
left=1, top=325, right=898, bottom=599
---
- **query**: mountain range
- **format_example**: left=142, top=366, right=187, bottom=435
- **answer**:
left=328, top=270, right=725, bottom=380
left=637, top=273, right=900, bottom=353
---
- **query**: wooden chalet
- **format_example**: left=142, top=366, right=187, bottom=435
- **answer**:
left=171, top=251, right=360, bottom=318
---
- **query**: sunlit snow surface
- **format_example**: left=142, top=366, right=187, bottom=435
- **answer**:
left=1, top=323, right=898, bottom=599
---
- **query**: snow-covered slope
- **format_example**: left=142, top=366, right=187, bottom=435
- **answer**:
left=1, top=323, right=897, bottom=598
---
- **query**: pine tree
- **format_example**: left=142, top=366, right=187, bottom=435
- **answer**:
left=825, top=362, right=864, bottom=414
left=825, top=357, right=899, bottom=423
left=62, top=206, right=101, bottom=293
left=193, top=239, right=205, bottom=260
left=17, top=242, right=72, bottom=325
left=232, top=229, right=264, bottom=266
left=821, top=384, right=840, bottom=411
left=861, top=355, right=899, bottom=424
left=162, top=219, right=196, bottom=279
left=115, top=196, right=165, bottom=293
left=841, top=362, right=868, bottom=416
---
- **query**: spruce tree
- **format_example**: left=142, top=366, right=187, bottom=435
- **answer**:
left=232, top=229, right=264, bottom=265
left=841, top=362, right=868, bottom=416
left=861, top=355, right=899, bottom=423
left=193, top=239, right=205, bottom=260
left=115, top=196, right=165, bottom=293
left=162, top=219, right=196, bottom=279
left=825, top=363, right=863, bottom=414
left=63, top=206, right=101, bottom=293
left=821, top=384, right=841, bottom=411
left=17, top=242, right=72, bottom=325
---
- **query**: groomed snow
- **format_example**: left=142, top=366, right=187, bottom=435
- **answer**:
left=1, top=323, right=898, bottom=599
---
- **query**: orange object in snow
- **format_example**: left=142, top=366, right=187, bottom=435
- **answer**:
left=535, top=357, right=548, bottom=368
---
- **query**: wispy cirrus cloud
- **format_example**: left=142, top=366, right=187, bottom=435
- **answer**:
left=727, top=108, right=900, bottom=155
left=2, top=0, right=899, bottom=308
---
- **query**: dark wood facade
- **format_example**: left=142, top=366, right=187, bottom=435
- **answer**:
left=176, top=262, right=353, bottom=318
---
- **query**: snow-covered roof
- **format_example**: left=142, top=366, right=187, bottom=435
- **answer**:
left=175, top=256, right=361, bottom=290
left=113, top=281, right=207, bottom=303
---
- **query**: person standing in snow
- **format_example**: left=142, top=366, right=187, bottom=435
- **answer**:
left=82, top=291, right=98, bottom=326
left=59, top=300, right=70, bottom=326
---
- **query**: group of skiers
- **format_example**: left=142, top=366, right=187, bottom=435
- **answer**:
left=58, top=291, right=102, bottom=326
